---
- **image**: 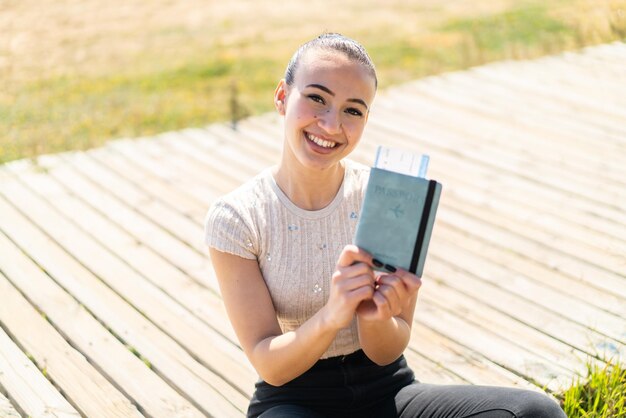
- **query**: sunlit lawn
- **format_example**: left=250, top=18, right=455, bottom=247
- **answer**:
left=1, top=0, right=624, bottom=163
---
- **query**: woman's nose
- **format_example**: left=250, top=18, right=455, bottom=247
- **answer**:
left=318, top=109, right=342, bottom=135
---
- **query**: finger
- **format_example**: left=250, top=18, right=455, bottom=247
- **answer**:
left=334, top=283, right=374, bottom=311
left=350, top=284, right=375, bottom=301
left=335, top=262, right=375, bottom=280
left=332, top=267, right=375, bottom=293
left=393, top=268, right=422, bottom=293
left=337, top=274, right=376, bottom=293
left=376, top=283, right=402, bottom=315
left=371, top=291, right=393, bottom=318
left=381, top=276, right=409, bottom=307
left=336, top=244, right=374, bottom=268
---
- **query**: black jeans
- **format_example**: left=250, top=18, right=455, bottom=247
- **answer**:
left=248, top=350, right=566, bottom=418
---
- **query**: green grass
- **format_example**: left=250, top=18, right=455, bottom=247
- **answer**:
left=440, top=4, right=572, bottom=58
left=557, top=360, right=626, bottom=418
left=1, top=0, right=625, bottom=163
left=0, top=51, right=282, bottom=162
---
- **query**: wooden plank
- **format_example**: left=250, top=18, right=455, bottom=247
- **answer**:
left=0, top=194, right=204, bottom=416
left=439, top=187, right=626, bottom=280
left=428, top=158, right=626, bottom=273
left=1, top=162, right=251, bottom=412
left=0, top=319, right=80, bottom=418
left=429, top=159, right=626, bottom=253
left=467, top=64, right=626, bottom=121
left=435, top=224, right=626, bottom=319
left=255, top=114, right=626, bottom=237
left=0, top=392, right=21, bottom=418
left=102, top=137, right=246, bottom=211
left=443, top=69, right=626, bottom=137
left=250, top=109, right=626, bottom=278
left=13, top=156, right=256, bottom=395
left=149, top=131, right=260, bottom=187
left=414, top=299, right=575, bottom=392
left=158, top=130, right=270, bottom=184
left=0, top=245, right=148, bottom=417
left=49, top=153, right=220, bottom=301
left=586, top=41, right=626, bottom=57
left=33, top=156, right=225, bottom=310
left=399, top=73, right=626, bottom=153
left=420, top=269, right=602, bottom=366
left=409, top=74, right=626, bottom=151
left=360, top=114, right=626, bottom=241
left=358, top=121, right=621, bottom=288
left=380, top=87, right=626, bottom=211
left=208, top=121, right=284, bottom=172
left=79, top=145, right=211, bottom=253
left=402, top=349, right=467, bottom=386
left=90, top=145, right=210, bottom=219
left=0, top=171, right=245, bottom=417
left=205, top=121, right=283, bottom=167
left=547, top=47, right=626, bottom=76
left=34, top=154, right=239, bottom=343
left=438, top=207, right=626, bottom=300
left=363, top=115, right=626, bottom=233
left=483, top=59, right=626, bottom=113
left=407, top=322, right=538, bottom=390
left=52, top=152, right=216, bottom=285
left=426, top=247, right=625, bottom=359
left=109, top=136, right=244, bottom=193
left=378, top=86, right=626, bottom=184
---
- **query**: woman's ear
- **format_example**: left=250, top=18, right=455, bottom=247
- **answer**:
left=274, top=79, right=287, bottom=115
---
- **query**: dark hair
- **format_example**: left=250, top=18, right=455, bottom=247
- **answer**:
left=284, top=33, right=377, bottom=89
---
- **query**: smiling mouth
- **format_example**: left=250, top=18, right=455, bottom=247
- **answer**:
left=305, top=132, right=338, bottom=149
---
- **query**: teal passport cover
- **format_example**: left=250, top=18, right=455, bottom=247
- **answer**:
left=354, top=167, right=442, bottom=277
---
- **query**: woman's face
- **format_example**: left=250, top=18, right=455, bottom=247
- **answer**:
left=275, top=49, right=377, bottom=172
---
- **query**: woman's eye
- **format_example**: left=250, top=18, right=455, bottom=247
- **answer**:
left=308, top=94, right=325, bottom=104
left=346, top=108, right=363, bottom=117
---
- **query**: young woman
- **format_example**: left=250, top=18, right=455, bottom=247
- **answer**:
left=205, top=33, right=566, bottom=418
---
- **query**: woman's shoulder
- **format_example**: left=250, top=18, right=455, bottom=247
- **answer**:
left=206, top=168, right=274, bottom=227
left=344, top=158, right=371, bottom=190
left=204, top=168, right=273, bottom=258
left=345, top=158, right=370, bottom=173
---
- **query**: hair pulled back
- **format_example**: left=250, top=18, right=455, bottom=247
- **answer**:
left=284, top=33, right=377, bottom=89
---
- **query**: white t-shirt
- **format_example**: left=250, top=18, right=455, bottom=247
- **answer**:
left=205, top=159, right=370, bottom=358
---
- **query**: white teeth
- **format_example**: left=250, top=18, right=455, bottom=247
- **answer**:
left=307, top=133, right=337, bottom=148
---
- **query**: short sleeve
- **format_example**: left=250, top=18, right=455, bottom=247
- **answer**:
left=204, top=199, right=258, bottom=260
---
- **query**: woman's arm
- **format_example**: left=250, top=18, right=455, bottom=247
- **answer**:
left=356, top=268, right=422, bottom=365
left=209, top=245, right=375, bottom=386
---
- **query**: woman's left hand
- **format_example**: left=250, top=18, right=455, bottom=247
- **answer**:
left=356, top=268, right=422, bottom=322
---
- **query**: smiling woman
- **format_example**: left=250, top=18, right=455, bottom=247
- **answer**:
left=203, top=33, right=568, bottom=418
left=273, top=48, right=376, bottom=209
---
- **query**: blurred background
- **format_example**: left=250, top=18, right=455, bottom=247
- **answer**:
left=1, top=0, right=624, bottom=164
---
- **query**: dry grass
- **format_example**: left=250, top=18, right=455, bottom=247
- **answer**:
left=1, top=0, right=625, bottom=162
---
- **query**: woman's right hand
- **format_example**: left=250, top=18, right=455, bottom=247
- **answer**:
left=322, top=245, right=376, bottom=330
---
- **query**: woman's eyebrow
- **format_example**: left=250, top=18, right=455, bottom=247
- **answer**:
left=306, top=83, right=334, bottom=95
left=306, top=83, right=369, bottom=110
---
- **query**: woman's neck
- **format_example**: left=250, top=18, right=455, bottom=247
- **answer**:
left=273, top=160, right=346, bottom=211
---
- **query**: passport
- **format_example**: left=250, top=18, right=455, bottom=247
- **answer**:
left=354, top=150, right=442, bottom=277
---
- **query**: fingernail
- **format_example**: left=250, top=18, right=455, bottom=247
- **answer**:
left=372, top=258, right=384, bottom=268
left=384, top=264, right=397, bottom=273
